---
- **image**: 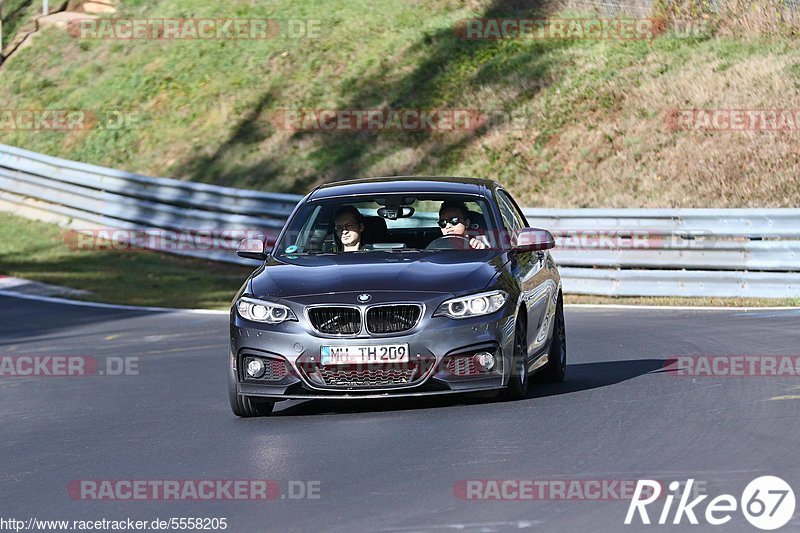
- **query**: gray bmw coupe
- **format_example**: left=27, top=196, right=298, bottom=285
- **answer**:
left=228, top=177, right=566, bottom=416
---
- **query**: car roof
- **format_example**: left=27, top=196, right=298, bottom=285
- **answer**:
left=308, top=176, right=503, bottom=200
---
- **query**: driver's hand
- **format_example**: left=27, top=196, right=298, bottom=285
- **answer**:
left=469, top=237, right=488, bottom=249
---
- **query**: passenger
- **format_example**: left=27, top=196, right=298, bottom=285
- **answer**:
left=438, top=201, right=489, bottom=249
left=332, top=205, right=366, bottom=252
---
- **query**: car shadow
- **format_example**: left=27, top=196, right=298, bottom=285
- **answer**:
left=270, top=358, right=666, bottom=417
left=529, top=358, right=667, bottom=398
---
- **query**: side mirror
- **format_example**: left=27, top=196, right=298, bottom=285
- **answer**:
left=237, top=238, right=268, bottom=260
left=512, top=228, right=556, bottom=252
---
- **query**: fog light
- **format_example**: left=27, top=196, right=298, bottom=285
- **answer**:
left=473, top=351, right=495, bottom=371
left=245, top=357, right=266, bottom=378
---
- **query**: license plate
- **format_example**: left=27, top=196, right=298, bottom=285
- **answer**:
left=320, top=344, right=409, bottom=365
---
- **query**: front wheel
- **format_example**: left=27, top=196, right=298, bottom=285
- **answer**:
left=540, top=293, right=567, bottom=383
left=228, top=365, right=275, bottom=417
left=502, top=313, right=529, bottom=400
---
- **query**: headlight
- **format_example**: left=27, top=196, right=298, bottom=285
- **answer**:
left=236, top=297, right=297, bottom=324
left=433, top=290, right=508, bottom=319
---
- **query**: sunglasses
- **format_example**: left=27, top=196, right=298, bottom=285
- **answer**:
left=437, top=216, right=463, bottom=228
left=335, top=223, right=358, bottom=232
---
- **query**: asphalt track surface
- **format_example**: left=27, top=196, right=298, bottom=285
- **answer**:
left=1, top=293, right=799, bottom=533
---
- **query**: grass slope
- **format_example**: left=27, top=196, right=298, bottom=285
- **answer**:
left=0, top=212, right=253, bottom=309
left=0, top=0, right=797, bottom=207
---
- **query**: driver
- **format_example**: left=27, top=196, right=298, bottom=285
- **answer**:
left=438, top=201, right=489, bottom=250
left=332, top=205, right=366, bottom=252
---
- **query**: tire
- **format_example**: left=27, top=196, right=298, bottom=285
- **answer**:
left=502, top=312, right=530, bottom=400
left=228, top=365, right=275, bottom=417
left=540, top=293, right=567, bottom=383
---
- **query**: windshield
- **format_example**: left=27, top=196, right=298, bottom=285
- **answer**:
left=274, top=194, right=499, bottom=255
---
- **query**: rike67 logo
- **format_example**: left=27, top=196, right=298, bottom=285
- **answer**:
left=626, top=476, right=796, bottom=530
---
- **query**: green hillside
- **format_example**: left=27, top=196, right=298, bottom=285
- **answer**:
left=1, top=0, right=799, bottom=207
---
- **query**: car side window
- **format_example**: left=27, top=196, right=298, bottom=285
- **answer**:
left=500, top=190, right=529, bottom=228
left=496, top=190, right=524, bottom=232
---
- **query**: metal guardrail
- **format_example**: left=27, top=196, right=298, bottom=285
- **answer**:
left=0, top=143, right=300, bottom=264
left=1, top=143, right=799, bottom=298
left=523, top=209, right=800, bottom=272
left=522, top=208, right=800, bottom=238
left=524, top=209, right=800, bottom=296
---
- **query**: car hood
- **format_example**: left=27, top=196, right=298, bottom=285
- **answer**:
left=249, top=251, right=508, bottom=298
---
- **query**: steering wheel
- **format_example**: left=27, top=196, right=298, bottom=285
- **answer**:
left=426, top=234, right=471, bottom=250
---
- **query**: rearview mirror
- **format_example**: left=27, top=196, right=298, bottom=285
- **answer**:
left=237, top=238, right=268, bottom=260
left=377, top=206, right=415, bottom=220
left=512, top=228, right=555, bottom=252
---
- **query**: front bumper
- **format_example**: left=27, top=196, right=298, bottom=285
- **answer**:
left=230, top=292, right=517, bottom=399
